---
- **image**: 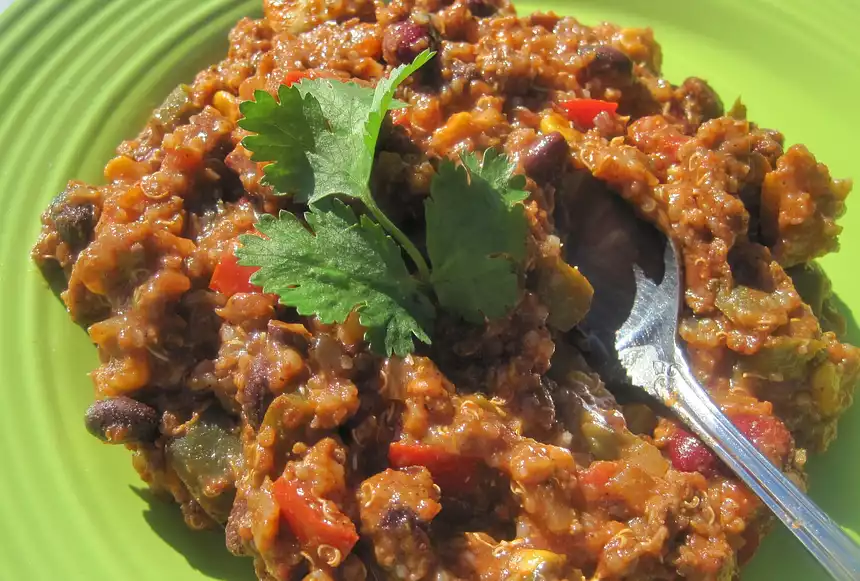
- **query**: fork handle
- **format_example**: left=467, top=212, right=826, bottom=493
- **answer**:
left=669, top=350, right=860, bottom=581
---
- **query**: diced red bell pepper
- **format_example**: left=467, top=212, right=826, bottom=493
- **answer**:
left=388, top=441, right=479, bottom=492
left=390, top=108, right=410, bottom=127
left=272, top=476, right=359, bottom=556
left=283, top=70, right=313, bottom=87
left=209, top=250, right=261, bottom=297
left=282, top=69, right=336, bottom=87
left=559, top=98, right=619, bottom=129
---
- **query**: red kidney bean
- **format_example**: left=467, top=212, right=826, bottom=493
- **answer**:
left=732, top=413, right=792, bottom=466
left=667, top=413, right=793, bottom=476
left=667, top=427, right=719, bottom=477
left=383, top=22, right=434, bottom=67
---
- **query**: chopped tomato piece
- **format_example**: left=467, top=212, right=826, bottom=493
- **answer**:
left=209, top=250, right=261, bottom=297
left=559, top=98, right=619, bottom=129
left=578, top=461, right=623, bottom=505
left=657, top=132, right=692, bottom=164
left=388, top=441, right=479, bottom=492
left=578, top=460, right=619, bottom=489
left=272, top=476, right=359, bottom=556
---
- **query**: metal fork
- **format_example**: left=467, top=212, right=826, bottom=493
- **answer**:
left=560, top=184, right=860, bottom=580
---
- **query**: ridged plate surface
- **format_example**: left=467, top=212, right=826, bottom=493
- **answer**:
left=0, top=1, right=857, bottom=580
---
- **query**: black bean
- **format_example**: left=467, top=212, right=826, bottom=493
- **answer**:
left=84, top=396, right=159, bottom=444
left=242, top=358, right=271, bottom=429
left=523, top=132, right=569, bottom=181
left=739, top=183, right=762, bottom=245
left=376, top=505, right=433, bottom=578
left=679, top=77, right=724, bottom=125
left=379, top=506, right=431, bottom=551
left=267, top=320, right=311, bottom=353
left=466, top=0, right=497, bottom=17
left=516, top=378, right=556, bottom=433
left=379, top=506, right=424, bottom=531
left=53, top=202, right=96, bottom=252
left=578, top=44, right=634, bottom=80
left=225, top=497, right=248, bottom=556
left=383, top=22, right=434, bottom=67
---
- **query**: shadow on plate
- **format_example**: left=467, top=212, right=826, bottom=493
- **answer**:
left=748, top=294, right=860, bottom=576
left=132, top=487, right=255, bottom=581
left=803, top=294, right=860, bottom=533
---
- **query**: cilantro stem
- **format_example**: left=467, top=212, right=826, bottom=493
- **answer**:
left=363, top=193, right=431, bottom=282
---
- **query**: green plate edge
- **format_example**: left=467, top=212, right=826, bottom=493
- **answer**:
left=0, top=1, right=856, bottom=579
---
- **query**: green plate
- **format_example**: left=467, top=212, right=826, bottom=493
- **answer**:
left=0, top=1, right=856, bottom=579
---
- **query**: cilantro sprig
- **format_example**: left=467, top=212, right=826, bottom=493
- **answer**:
left=239, top=200, right=435, bottom=357
left=236, top=52, right=531, bottom=355
left=240, top=51, right=434, bottom=281
left=426, top=155, right=528, bottom=325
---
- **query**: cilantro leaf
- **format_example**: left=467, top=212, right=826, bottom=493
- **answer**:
left=239, top=50, right=434, bottom=206
left=298, top=50, right=433, bottom=204
left=237, top=200, right=435, bottom=356
left=239, top=86, right=317, bottom=195
left=462, top=148, right=529, bottom=205
left=364, top=49, right=434, bottom=160
left=304, top=92, right=372, bottom=203
left=425, top=151, right=529, bottom=324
